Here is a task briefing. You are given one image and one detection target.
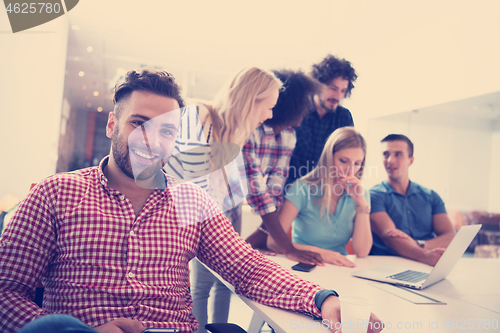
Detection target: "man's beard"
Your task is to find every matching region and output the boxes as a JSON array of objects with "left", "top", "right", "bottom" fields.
[
  {"left": 319, "top": 97, "right": 339, "bottom": 113},
  {"left": 111, "top": 126, "right": 165, "bottom": 182}
]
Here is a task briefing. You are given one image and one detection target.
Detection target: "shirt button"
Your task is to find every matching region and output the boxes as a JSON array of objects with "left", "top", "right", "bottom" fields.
[
  {"left": 120, "top": 195, "right": 125, "bottom": 200},
  {"left": 130, "top": 230, "right": 135, "bottom": 236},
  {"left": 407, "top": 210, "right": 411, "bottom": 214},
  {"left": 128, "top": 271, "right": 135, "bottom": 278}
]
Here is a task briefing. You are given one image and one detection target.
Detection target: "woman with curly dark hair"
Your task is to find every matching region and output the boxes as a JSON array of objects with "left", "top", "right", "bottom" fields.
[{"left": 243, "top": 69, "right": 323, "bottom": 260}]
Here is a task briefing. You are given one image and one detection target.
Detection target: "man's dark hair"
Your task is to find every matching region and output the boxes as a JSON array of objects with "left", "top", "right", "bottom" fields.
[
  {"left": 310, "top": 54, "right": 357, "bottom": 98},
  {"left": 264, "top": 69, "right": 318, "bottom": 128},
  {"left": 113, "top": 68, "right": 185, "bottom": 118},
  {"left": 381, "top": 134, "right": 414, "bottom": 157}
]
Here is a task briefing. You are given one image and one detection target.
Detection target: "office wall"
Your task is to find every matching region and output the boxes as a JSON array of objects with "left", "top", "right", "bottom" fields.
[
  {"left": 346, "top": 1, "right": 500, "bottom": 214},
  {"left": 0, "top": 16, "right": 69, "bottom": 199},
  {"left": 344, "top": 1, "right": 500, "bottom": 133},
  {"left": 489, "top": 130, "right": 500, "bottom": 213},
  {"left": 1, "top": 1, "right": 498, "bottom": 202}
]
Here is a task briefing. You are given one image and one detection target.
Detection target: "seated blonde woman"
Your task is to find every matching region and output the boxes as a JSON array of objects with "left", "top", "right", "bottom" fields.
[{"left": 267, "top": 127, "right": 372, "bottom": 267}]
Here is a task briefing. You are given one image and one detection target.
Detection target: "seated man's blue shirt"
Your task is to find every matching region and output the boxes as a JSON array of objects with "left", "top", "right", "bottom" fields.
[
  {"left": 285, "top": 180, "right": 370, "bottom": 255},
  {"left": 369, "top": 181, "right": 447, "bottom": 256}
]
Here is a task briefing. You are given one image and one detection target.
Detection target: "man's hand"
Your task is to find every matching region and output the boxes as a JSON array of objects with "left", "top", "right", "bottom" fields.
[
  {"left": 94, "top": 318, "right": 144, "bottom": 333},
  {"left": 422, "top": 248, "right": 446, "bottom": 266},
  {"left": 320, "top": 296, "right": 341, "bottom": 332},
  {"left": 321, "top": 297, "right": 385, "bottom": 333},
  {"left": 285, "top": 247, "right": 324, "bottom": 266}
]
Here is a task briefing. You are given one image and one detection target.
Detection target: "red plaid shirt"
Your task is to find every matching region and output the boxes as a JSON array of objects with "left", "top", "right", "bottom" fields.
[
  {"left": 0, "top": 157, "right": 322, "bottom": 333},
  {"left": 243, "top": 124, "right": 296, "bottom": 216}
]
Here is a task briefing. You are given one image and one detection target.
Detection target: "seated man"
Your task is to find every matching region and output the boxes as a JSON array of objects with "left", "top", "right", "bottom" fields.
[
  {"left": 0, "top": 69, "right": 379, "bottom": 333},
  {"left": 369, "top": 134, "right": 455, "bottom": 266}
]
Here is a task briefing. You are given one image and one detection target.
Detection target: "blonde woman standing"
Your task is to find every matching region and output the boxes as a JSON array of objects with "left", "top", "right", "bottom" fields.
[{"left": 166, "top": 67, "right": 280, "bottom": 206}]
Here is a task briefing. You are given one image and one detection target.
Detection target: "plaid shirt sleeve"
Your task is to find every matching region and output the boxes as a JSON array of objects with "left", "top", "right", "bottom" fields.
[
  {"left": 242, "top": 128, "right": 296, "bottom": 216},
  {"left": 196, "top": 201, "right": 322, "bottom": 318},
  {"left": 0, "top": 180, "right": 57, "bottom": 332}
]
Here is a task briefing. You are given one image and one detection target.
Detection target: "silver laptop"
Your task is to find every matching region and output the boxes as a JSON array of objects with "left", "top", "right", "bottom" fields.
[{"left": 352, "top": 224, "right": 481, "bottom": 290}]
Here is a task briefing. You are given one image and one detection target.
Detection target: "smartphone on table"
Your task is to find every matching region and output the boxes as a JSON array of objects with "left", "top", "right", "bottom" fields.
[{"left": 291, "top": 262, "right": 316, "bottom": 272}]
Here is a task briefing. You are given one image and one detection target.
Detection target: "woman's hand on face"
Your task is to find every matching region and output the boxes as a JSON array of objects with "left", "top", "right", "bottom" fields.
[
  {"left": 322, "top": 251, "right": 356, "bottom": 267},
  {"left": 337, "top": 176, "right": 366, "bottom": 206}
]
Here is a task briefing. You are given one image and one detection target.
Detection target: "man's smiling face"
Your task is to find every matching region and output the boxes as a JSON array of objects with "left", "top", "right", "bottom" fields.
[{"left": 107, "top": 90, "right": 180, "bottom": 182}]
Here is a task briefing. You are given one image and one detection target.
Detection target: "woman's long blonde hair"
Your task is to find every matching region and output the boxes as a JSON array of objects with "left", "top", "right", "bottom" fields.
[
  {"left": 203, "top": 67, "right": 282, "bottom": 147},
  {"left": 301, "top": 127, "right": 366, "bottom": 219}
]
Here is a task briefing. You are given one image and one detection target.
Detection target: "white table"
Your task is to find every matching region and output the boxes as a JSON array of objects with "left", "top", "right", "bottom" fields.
[{"left": 212, "top": 255, "right": 500, "bottom": 333}]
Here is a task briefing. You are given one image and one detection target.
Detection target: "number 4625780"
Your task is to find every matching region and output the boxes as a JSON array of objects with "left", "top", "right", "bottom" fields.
[{"left": 5, "top": 2, "right": 62, "bottom": 14}]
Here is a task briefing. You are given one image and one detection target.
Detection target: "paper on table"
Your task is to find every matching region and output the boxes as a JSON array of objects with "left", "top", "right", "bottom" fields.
[{"left": 369, "top": 282, "right": 446, "bottom": 305}]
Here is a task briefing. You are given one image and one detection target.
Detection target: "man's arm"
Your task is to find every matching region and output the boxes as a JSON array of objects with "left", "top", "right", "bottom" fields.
[
  {"left": 198, "top": 211, "right": 325, "bottom": 319},
  {"left": 424, "top": 213, "right": 455, "bottom": 249},
  {"left": 422, "top": 190, "right": 455, "bottom": 249},
  {"left": 0, "top": 182, "right": 55, "bottom": 332},
  {"left": 199, "top": 195, "right": 381, "bottom": 332},
  {"left": 370, "top": 212, "right": 443, "bottom": 266}
]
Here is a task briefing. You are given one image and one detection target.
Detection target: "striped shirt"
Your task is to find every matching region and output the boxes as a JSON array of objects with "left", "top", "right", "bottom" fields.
[
  {"left": 0, "top": 157, "right": 323, "bottom": 333},
  {"left": 163, "top": 105, "right": 247, "bottom": 220},
  {"left": 164, "top": 104, "right": 211, "bottom": 191}
]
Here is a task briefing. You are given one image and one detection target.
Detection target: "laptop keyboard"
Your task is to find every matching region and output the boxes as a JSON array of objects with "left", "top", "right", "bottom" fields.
[{"left": 387, "top": 270, "right": 429, "bottom": 283}]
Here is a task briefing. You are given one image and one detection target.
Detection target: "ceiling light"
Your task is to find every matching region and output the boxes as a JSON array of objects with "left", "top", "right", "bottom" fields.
[
  {"left": 93, "top": 91, "right": 99, "bottom": 96},
  {"left": 87, "top": 46, "right": 93, "bottom": 53},
  {"left": 87, "top": 102, "right": 92, "bottom": 108},
  {"left": 78, "top": 71, "right": 85, "bottom": 77},
  {"left": 71, "top": 25, "right": 80, "bottom": 30},
  {"left": 97, "top": 107, "right": 103, "bottom": 112}
]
